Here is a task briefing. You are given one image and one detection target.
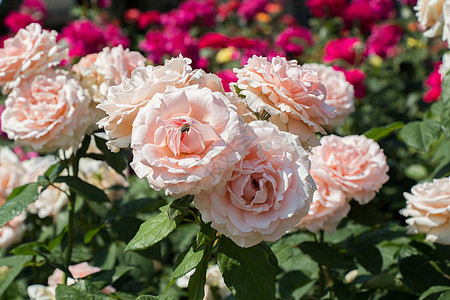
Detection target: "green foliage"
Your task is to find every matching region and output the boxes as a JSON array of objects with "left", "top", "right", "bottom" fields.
[{"left": 0, "top": 183, "right": 39, "bottom": 227}]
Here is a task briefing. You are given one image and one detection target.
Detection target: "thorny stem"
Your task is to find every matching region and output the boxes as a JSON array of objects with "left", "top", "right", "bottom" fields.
[{"left": 317, "top": 230, "right": 332, "bottom": 298}]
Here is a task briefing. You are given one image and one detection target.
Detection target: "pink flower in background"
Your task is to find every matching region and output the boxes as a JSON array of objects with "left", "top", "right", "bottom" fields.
[
  {"left": 21, "top": 0, "right": 47, "bottom": 16},
  {"left": 304, "top": 63, "right": 355, "bottom": 129},
  {"left": 1, "top": 71, "right": 93, "bottom": 152},
  {"left": 275, "top": 25, "right": 313, "bottom": 56},
  {"left": 199, "top": 33, "right": 230, "bottom": 49},
  {"left": 4, "top": 11, "right": 39, "bottom": 33},
  {"left": 344, "top": 0, "right": 395, "bottom": 32},
  {"left": 234, "top": 56, "right": 335, "bottom": 147},
  {"left": 195, "top": 121, "right": 315, "bottom": 247},
  {"left": 365, "top": 24, "right": 402, "bottom": 58},
  {"left": 130, "top": 87, "right": 251, "bottom": 197},
  {"left": 124, "top": 8, "right": 141, "bottom": 23},
  {"left": 310, "top": 135, "right": 389, "bottom": 204},
  {"left": 161, "top": 0, "right": 216, "bottom": 30},
  {"left": 237, "top": 0, "right": 269, "bottom": 21},
  {"left": 218, "top": 0, "right": 240, "bottom": 21},
  {"left": 423, "top": 63, "right": 442, "bottom": 103},
  {"left": 0, "top": 23, "right": 68, "bottom": 93},
  {"left": 297, "top": 176, "right": 350, "bottom": 234},
  {"left": 59, "top": 20, "right": 129, "bottom": 59},
  {"left": 306, "top": 0, "right": 348, "bottom": 18},
  {"left": 217, "top": 69, "right": 237, "bottom": 92},
  {"left": 139, "top": 30, "right": 168, "bottom": 64},
  {"left": 400, "top": 177, "right": 450, "bottom": 245},
  {"left": 97, "top": 0, "right": 112, "bottom": 8},
  {"left": 333, "top": 66, "right": 366, "bottom": 98},
  {"left": 137, "top": 11, "right": 160, "bottom": 29},
  {"left": 324, "top": 37, "right": 362, "bottom": 65},
  {"left": 13, "top": 146, "right": 39, "bottom": 161}
]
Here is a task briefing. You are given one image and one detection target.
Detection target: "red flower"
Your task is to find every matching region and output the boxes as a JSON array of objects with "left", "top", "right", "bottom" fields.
[
  {"left": 365, "top": 24, "right": 402, "bottom": 58},
  {"left": 324, "top": 37, "right": 362, "bottom": 65}
]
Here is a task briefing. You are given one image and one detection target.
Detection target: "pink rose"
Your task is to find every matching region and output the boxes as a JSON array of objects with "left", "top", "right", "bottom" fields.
[
  {"left": 423, "top": 62, "right": 442, "bottom": 103},
  {"left": 344, "top": 0, "right": 395, "bottom": 32},
  {"left": 199, "top": 33, "right": 230, "bottom": 49},
  {"left": 4, "top": 11, "right": 39, "bottom": 33},
  {"left": 22, "top": 155, "right": 68, "bottom": 219},
  {"left": 216, "top": 69, "right": 237, "bottom": 92},
  {"left": 97, "top": 56, "right": 224, "bottom": 152},
  {"left": 1, "top": 71, "right": 93, "bottom": 152},
  {"left": 130, "top": 87, "right": 250, "bottom": 197},
  {"left": 0, "top": 147, "right": 26, "bottom": 249},
  {"left": 310, "top": 135, "right": 389, "bottom": 204},
  {"left": 304, "top": 63, "right": 355, "bottom": 129},
  {"left": 234, "top": 56, "right": 335, "bottom": 147},
  {"left": 365, "top": 24, "right": 402, "bottom": 58},
  {"left": 0, "top": 23, "right": 68, "bottom": 93},
  {"left": 297, "top": 176, "right": 350, "bottom": 234},
  {"left": 72, "top": 45, "right": 147, "bottom": 103},
  {"left": 400, "top": 177, "right": 450, "bottom": 245},
  {"left": 195, "top": 121, "right": 315, "bottom": 247},
  {"left": 323, "top": 37, "right": 362, "bottom": 65},
  {"left": 137, "top": 11, "right": 161, "bottom": 29},
  {"left": 415, "top": 0, "right": 446, "bottom": 38}
]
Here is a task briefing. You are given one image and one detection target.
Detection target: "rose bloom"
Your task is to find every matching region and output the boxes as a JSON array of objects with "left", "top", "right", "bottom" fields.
[
  {"left": 130, "top": 86, "right": 250, "bottom": 197},
  {"left": 97, "top": 55, "right": 224, "bottom": 152},
  {"left": 415, "top": 0, "right": 446, "bottom": 38},
  {"left": 216, "top": 69, "right": 237, "bottom": 92},
  {"left": 137, "top": 10, "right": 161, "bottom": 29},
  {"left": 21, "top": 155, "right": 69, "bottom": 219},
  {"left": 304, "top": 63, "right": 355, "bottom": 129},
  {"left": 234, "top": 56, "right": 335, "bottom": 147},
  {"left": 400, "top": 177, "right": 450, "bottom": 245},
  {"left": 0, "top": 23, "right": 68, "bottom": 93},
  {"left": 4, "top": 11, "right": 40, "bottom": 33},
  {"left": 0, "top": 147, "right": 26, "bottom": 249},
  {"left": 310, "top": 135, "right": 389, "bottom": 204},
  {"left": 28, "top": 262, "right": 116, "bottom": 299},
  {"left": 297, "top": 176, "right": 350, "bottom": 234},
  {"left": 195, "top": 121, "right": 315, "bottom": 248},
  {"left": 1, "top": 70, "right": 93, "bottom": 152},
  {"left": 306, "top": 0, "right": 348, "bottom": 17},
  {"left": 72, "top": 45, "right": 147, "bottom": 103},
  {"left": 344, "top": 0, "right": 395, "bottom": 32},
  {"left": 323, "top": 37, "right": 362, "bottom": 65},
  {"left": 365, "top": 24, "right": 402, "bottom": 58},
  {"left": 199, "top": 32, "right": 230, "bottom": 49}
]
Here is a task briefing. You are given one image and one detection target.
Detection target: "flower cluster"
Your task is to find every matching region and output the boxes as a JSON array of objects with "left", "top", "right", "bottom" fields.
[{"left": 298, "top": 135, "right": 389, "bottom": 234}]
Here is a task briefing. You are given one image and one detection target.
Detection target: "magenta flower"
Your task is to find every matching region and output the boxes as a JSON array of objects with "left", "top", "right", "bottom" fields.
[
  {"left": 139, "top": 30, "right": 168, "bottom": 64},
  {"left": 306, "top": 0, "right": 348, "bottom": 18},
  {"left": 216, "top": 69, "right": 237, "bottom": 92},
  {"left": 199, "top": 33, "right": 230, "bottom": 49},
  {"left": 21, "top": 0, "right": 47, "bottom": 15},
  {"left": 237, "top": 0, "right": 269, "bottom": 21},
  {"left": 324, "top": 37, "right": 362, "bottom": 65},
  {"left": 423, "top": 63, "right": 442, "bottom": 103},
  {"left": 138, "top": 11, "right": 160, "bottom": 29},
  {"left": 4, "top": 11, "right": 39, "bottom": 33},
  {"left": 344, "top": 0, "right": 395, "bottom": 32},
  {"left": 333, "top": 66, "right": 366, "bottom": 98},
  {"left": 161, "top": 0, "right": 216, "bottom": 30},
  {"left": 59, "top": 20, "right": 129, "bottom": 59},
  {"left": 97, "top": 0, "right": 112, "bottom": 8},
  {"left": 275, "top": 25, "right": 313, "bottom": 56},
  {"left": 365, "top": 24, "right": 402, "bottom": 58}
]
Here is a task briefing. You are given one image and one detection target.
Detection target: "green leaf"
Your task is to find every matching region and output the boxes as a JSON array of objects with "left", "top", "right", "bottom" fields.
[
  {"left": 218, "top": 237, "right": 277, "bottom": 300},
  {"left": 55, "top": 285, "right": 85, "bottom": 300},
  {"left": 84, "top": 225, "right": 104, "bottom": 244},
  {"left": 420, "top": 286, "right": 450, "bottom": 300},
  {"left": 363, "top": 122, "right": 404, "bottom": 142},
  {"left": 187, "top": 245, "right": 212, "bottom": 300},
  {"left": 0, "top": 255, "right": 33, "bottom": 295},
  {"left": 399, "top": 255, "right": 450, "bottom": 292},
  {"left": 168, "top": 195, "right": 194, "bottom": 221},
  {"left": 55, "top": 176, "right": 109, "bottom": 203},
  {"left": 171, "top": 243, "right": 205, "bottom": 281},
  {"left": 298, "top": 242, "right": 347, "bottom": 268},
  {"left": 438, "top": 291, "right": 450, "bottom": 300},
  {"left": 196, "top": 223, "right": 217, "bottom": 247},
  {"left": 278, "top": 271, "right": 312, "bottom": 299},
  {"left": 441, "top": 72, "right": 450, "bottom": 105},
  {"left": 362, "top": 272, "right": 411, "bottom": 292},
  {"left": 0, "top": 182, "right": 39, "bottom": 227},
  {"left": 125, "top": 203, "right": 182, "bottom": 252},
  {"left": 399, "top": 120, "right": 441, "bottom": 151},
  {"left": 352, "top": 245, "right": 383, "bottom": 274},
  {"left": 37, "top": 162, "right": 65, "bottom": 186},
  {"left": 94, "top": 135, "right": 128, "bottom": 175},
  {"left": 348, "top": 202, "right": 384, "bottom": 226}
]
